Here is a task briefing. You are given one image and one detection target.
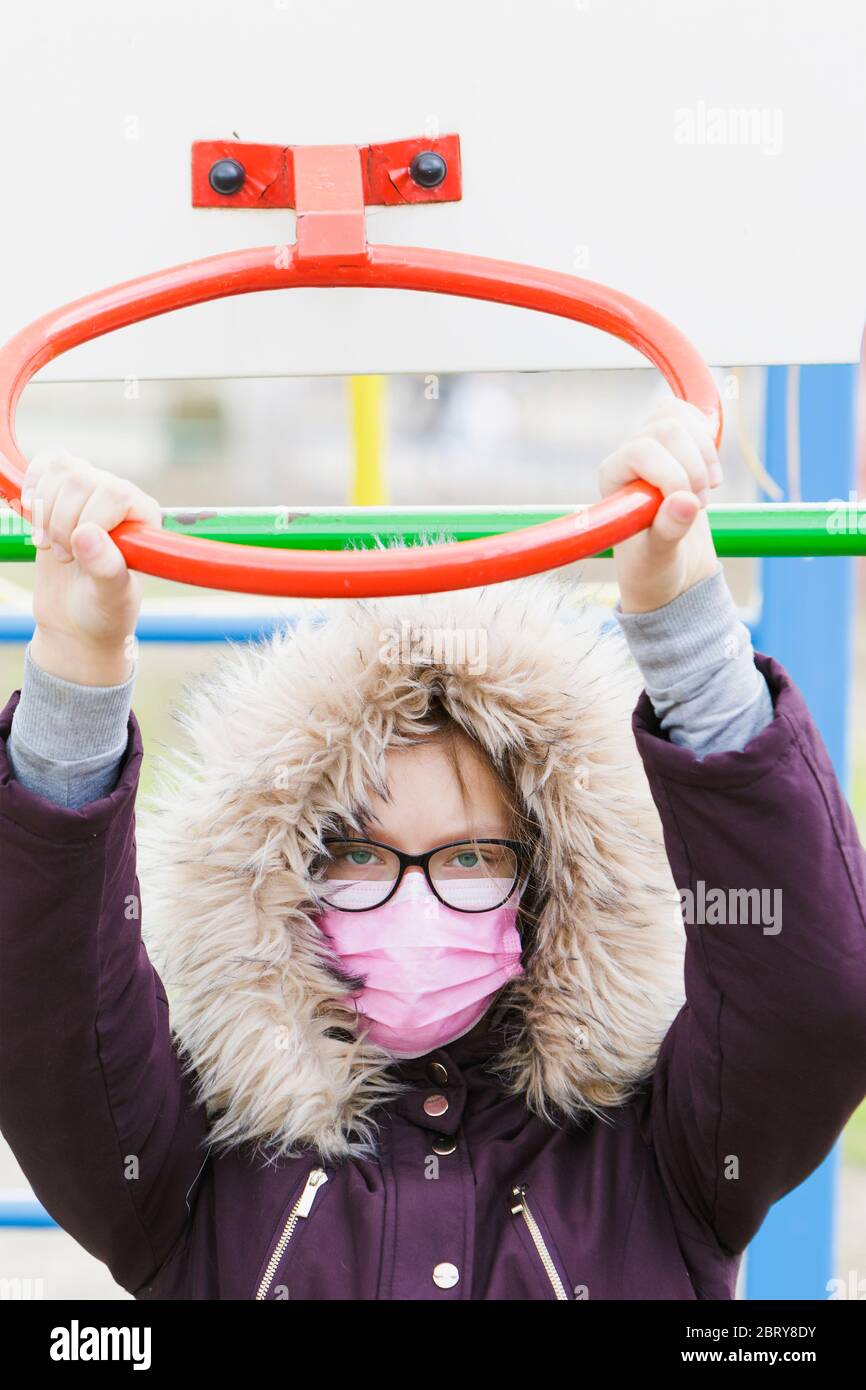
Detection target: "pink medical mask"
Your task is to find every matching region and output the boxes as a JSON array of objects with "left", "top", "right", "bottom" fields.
[{"left": 319, "top": 871, "right": 524, "bottom": 1058}]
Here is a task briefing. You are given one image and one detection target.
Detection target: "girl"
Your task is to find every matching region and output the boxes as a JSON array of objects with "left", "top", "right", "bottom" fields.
[{"left": 1, "top": 400, "right": 865, "bottom": 1301}]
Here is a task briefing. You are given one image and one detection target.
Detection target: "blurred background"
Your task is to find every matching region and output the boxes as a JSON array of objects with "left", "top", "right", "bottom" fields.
[{"left": 0, "top": 364, "right": 863, "bottom": 1297}]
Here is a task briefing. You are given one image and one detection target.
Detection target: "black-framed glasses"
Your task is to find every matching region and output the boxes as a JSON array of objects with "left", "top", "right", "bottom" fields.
[{"left": 312, "top": 837, "right": 529, "bottom": 913}]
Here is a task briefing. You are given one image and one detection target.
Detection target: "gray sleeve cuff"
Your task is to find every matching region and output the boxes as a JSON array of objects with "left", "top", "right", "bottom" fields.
[
  {"left": 614, "top": 568, "right": 774, "bottom": 759},
  {"left": 8, "top": 644, "right": 137, "bottom": 808}
]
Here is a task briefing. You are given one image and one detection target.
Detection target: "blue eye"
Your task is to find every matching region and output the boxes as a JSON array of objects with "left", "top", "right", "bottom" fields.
[
  {"left": 455, "top": 851, "right": 479, "bottom": 868},
  {"left": 347, "top": 850, "right": 374, "bottom": 866}
]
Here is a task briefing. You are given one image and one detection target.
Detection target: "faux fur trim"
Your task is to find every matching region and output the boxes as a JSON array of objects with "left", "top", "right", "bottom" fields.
[{"left": 139, "top": 574, "right": 684, "bottom": 1159}]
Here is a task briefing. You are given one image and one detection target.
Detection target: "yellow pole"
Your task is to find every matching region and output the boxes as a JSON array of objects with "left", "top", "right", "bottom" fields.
[{"left": 348, "top": 375, "right": 388, "bottom": 505}]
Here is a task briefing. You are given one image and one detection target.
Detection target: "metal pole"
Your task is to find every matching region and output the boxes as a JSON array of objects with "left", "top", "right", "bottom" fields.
[
  {"left": 746, "top": 363, "right": 857, "bottom": 1299},
  {"left": 348, "top": 375, "right": 389, "bottom": 505},
  {"left": 1, "top": 502, "right": 865, "bottom": 561}
]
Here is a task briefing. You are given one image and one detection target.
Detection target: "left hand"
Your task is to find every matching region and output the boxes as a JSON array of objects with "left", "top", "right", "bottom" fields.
[{"left": 599, "top": 398, "right": 723, "bottom": 614}]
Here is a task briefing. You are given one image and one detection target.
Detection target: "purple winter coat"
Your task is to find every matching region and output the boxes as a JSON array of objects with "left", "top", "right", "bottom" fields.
[{"left": 1, "top": 653, "right": 866, "bottom": 1301}]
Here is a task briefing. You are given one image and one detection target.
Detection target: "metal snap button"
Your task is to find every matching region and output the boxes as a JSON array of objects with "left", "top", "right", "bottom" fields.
[
  {"left": 423, "top": 1093, "right": 449, "bottom": 1117},
  {"left": 432, "top": 1134, "right": 457, "bottom": 1156},
  {"left": 427, "top": 1060, "right": 449, "bottom": 1086},
  {"left": 432, "top": 1262, "right": 459, "bottom": 1289}
]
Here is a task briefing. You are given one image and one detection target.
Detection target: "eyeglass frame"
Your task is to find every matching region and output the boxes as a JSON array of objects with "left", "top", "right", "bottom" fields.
[{"left": 314, "top": 836, "right": 531, "bottom": 914}]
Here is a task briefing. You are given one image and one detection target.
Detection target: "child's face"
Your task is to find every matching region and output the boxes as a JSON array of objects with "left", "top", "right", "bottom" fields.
[
  {"left": 323, "top": 731, "right": 524, "bottom": 1054},
  {"left": 363, "top": 732, "right": 511, "bottom": 860}
]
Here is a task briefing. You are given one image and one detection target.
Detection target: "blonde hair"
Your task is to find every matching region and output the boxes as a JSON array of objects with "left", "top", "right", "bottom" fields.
[{"left": 410, "top": 698, "right": 546, "bottom": 958}]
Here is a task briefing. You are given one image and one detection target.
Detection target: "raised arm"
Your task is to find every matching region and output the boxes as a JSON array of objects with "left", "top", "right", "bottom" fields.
[
  {"left": 0, "top": 451, "right": 209, "bottom": 1292},
  {"left": 603, "top": 404, "right": 866, "bottom": 1260},
  {"left": 632, "top": 657, "right": 866, "bottom": 1255}
]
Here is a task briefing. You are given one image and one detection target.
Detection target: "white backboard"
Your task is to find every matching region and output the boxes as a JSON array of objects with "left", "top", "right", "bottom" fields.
[{"left": 1, "top": 0, "right": 864, "bottom": 380}]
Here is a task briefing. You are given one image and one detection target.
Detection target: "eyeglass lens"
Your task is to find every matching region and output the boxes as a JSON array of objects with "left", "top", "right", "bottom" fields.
[{"left": 315, "top": 840, "right": 519, "bottom": 912}]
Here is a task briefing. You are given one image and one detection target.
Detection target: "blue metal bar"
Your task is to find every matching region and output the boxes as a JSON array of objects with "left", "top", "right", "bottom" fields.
[
  {"left": 0, "top": 614, "right": 299, "bottom": 643},
  {"left": 0, "top": 1193, "right": 56, "bottom": 1228},
  {"left": 747, "top": 363, "right": 857, "bottom": 1299}
]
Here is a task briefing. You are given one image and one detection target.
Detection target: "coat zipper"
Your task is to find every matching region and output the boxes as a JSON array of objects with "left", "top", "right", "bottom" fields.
[
  {"left": 510, "top": 1184, "right": 569, "bottom": 1301},
  {"left": 255, "top": 1167, "right": 329, "bottom": 1300}
]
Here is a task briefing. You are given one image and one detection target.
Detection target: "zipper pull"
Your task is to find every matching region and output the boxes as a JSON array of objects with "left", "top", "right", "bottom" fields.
[
  {"left": 510, "top": 1183, "right": 527, "bottom": 1216},
  {"left": 296, "top": 1167, "right": 328, "bottom": 1218}
]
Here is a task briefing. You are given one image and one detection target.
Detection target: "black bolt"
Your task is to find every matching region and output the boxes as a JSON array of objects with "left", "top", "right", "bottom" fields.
[
  {"left": 208, "top": 158, "right": 246, "bottom": 196},
  {"left": 409, "top": 150, "right": 447, "bottom": 189}
]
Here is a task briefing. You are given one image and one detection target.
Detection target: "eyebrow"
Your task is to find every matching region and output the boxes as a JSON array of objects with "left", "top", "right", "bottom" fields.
[{"left": 345, "top": 828, "right": 513, "bottom": 850}]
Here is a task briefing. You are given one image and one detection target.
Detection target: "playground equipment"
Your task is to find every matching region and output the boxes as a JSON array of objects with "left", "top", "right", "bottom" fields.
[
  {"left": 0, "top": 165, "right": 725, "bottom": 596},
  {"left": 0, "top": 135, "right": 863, "bottom": 592},
  {"left": 0, "top": 0, "right": 864, "bottom": 1299}
]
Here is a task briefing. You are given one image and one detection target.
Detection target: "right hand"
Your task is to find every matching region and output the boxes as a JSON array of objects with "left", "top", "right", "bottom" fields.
[
  {"left": 598, "top": 399, "right": 722, "bottom": 615},
  {"left": 19, "top": 447, "right": 162, "bottom": 685}
]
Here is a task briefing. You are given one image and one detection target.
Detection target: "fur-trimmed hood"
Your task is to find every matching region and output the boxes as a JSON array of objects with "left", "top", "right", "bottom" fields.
[{"left": 139, "top": 575, "right": 684, "bottom": 1160}]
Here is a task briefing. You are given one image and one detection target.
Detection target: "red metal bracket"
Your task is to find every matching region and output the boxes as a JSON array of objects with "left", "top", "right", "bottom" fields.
[{"left": 191, "top": 133, "right": 462, "bottom": 264}]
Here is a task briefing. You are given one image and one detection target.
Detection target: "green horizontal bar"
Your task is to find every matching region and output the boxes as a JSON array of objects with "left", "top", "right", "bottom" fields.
[{"left": 1, "top": 503, "right": 865, "bottom": 559}]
